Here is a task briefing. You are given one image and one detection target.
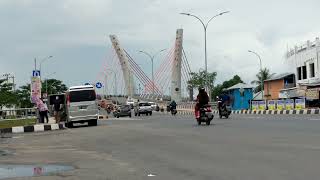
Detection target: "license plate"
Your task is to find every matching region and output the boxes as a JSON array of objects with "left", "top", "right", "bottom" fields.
[{"left": 79, "top": 106, "right": 87, "bottom": 110}]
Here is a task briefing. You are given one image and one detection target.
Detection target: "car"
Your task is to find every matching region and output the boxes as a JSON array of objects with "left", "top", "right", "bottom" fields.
[
  {"left": 134, "top": 102, "right": 152, "bottom": 116},
  {"left": 114, "top": 105, "right": 132, "bottom": 118},
  {"left": 65, "top": 85, "right": 99, "bottom": 127},
  {"left": 149, "top": 102, "right": 157, "bottom": 111}
]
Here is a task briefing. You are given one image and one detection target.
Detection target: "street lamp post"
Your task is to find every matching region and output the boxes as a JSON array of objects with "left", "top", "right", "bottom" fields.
[
  {"left": 248, "top": 50, "right": 264, "bottom": 99},
  {"left": 45, "top": 72, "right": 56, "bottom": 96},
  {"left": 39, "top": 55, "right": 53, "bottom": 82},
  {"left": 139, "top": 49, "right": 166, "bottom": 97},
  {"left": 180, "top": 11, "right": 230, "bottom": 97}
]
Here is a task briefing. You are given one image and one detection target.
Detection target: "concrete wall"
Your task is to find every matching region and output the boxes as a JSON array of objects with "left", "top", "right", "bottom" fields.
[{"left": 264, "top": 79, "right": 284, "bottom": 100}]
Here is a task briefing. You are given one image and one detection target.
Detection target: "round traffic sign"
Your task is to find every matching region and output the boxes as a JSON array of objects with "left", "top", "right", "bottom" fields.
[{"left": 96, "top": 82, "right": 103, "bottom": 89}]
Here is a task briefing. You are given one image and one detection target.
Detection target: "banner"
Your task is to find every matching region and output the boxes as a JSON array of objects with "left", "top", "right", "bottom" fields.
[
  {"left": 295, "top": 98, "right": 306, "bottom": 110},
  {"left": 31, "top": 76, "right": 41, "bottom": 103},
  {"left": 258, "top": 101, "right": 266, "bottom": 110},
  {"left": 251, "top": 101, "right": 259, "bottom": 110},
  {"left": 268, "top": 100, "right": 276, "bottom": 110},
  {"left": 277, "top": 100, "right": 285, "bottom": 110},
  {"left": 285, "top": 99, "right": 294, "bottom": 110}
]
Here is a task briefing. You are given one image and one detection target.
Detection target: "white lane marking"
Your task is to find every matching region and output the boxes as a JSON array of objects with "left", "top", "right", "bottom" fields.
[
  {"left": 147, "top": 174, "right": 156, "bottom": 177},
  {"left": 309, "top": 119, "right": 320, "bottom": 121}
]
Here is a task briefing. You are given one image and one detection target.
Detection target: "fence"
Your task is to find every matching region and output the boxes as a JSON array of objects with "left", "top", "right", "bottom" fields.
[{"left": 0, "top": 108, "right": 37, "bottom": 120}]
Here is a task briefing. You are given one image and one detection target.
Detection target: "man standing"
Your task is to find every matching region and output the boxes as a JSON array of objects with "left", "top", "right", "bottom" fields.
[{"left": 53, "top": 96, "right": 61, "bottom": 123}]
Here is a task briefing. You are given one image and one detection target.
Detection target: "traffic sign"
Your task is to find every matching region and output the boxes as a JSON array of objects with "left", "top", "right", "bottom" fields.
[
  {"left": 96, "top": 82, "right": 103, "bottom": 89},
  {"left": 32, "top": 70, "right": 41, "bottom": 77}
]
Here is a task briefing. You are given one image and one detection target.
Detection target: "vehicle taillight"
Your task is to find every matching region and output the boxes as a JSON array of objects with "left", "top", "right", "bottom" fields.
[
  {"left": 66, "top": 94, "right": 70, "bottom": 107},
  {"left": 207, "top": 106, "right": 212, "bottom": 112}
]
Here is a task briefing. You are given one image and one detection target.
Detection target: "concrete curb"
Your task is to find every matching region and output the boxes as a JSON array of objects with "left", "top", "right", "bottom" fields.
[
  {"left": 170, "top": 109, "right": 320, "bottom": 116},
  {"left": 0, "top": 123, "right": 65, "bottom": 134}
]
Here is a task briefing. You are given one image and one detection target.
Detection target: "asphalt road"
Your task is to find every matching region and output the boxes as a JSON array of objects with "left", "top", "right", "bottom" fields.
[{"left": 2, "top": 113, "right": 320, "bottom": 180}]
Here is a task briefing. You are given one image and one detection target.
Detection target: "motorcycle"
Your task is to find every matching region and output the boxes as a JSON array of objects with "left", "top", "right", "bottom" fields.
[
  {"left": 219, "top": 104, "right": 231, "bottom": 119},
  {"left": 170, "top": 106, "right": 177, "bottom": 116},
  {"left": 197, "top": 105, "right": 214, "bottom": 125}
]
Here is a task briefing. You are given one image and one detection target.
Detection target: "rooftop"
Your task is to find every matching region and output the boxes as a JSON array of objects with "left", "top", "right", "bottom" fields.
[
  {"left": 227, "top": 83, "right": 254, "bottom": 90},
  {"left": 264, "top": 72, "right": 295, "bottom": 82}
]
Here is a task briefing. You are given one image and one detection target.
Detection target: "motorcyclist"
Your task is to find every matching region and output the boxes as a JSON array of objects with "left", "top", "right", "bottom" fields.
[
  {"left": 195, "top": 87, "right": 209, "bottom": 119},
  {"left": 169, "top": 100, "right": 177, "bottom": 111},
  {"left": 219, "top": 92, "right": 230, "bottom": 115}
]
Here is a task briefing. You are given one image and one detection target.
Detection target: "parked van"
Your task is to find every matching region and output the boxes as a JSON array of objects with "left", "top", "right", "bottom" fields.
[{"left": 65, "top": 85, "right": 99, "bottom": 127}]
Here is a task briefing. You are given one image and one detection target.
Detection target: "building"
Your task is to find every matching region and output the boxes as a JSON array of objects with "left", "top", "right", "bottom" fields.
[
  {"left": 286, "top": 37, "right": 320, "bottom": 85},
  {"left": 225, "top": 83, "right": 254, "bottom": 110},
  {"left": 264, "top": 73, "right": 295, "bottom": 100},
  {"left": 285, "top": 37, "right": 320, "bottom": 106}
]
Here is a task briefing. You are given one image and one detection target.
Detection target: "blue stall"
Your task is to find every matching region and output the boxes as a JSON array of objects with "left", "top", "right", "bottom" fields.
[{"left": 226, "top": 83, "right": 254, "bottom": 110}]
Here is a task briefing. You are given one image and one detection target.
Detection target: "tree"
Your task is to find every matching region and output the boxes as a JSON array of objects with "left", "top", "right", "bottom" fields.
[
  {"left": 251, "top": 68, "right": 274, "bottom": 92},
  {"left": 42, "top": 79, "right": 67, "bottom": 95},
  {"left": 187, "top": 70, "right": 217, "bottom": 90},
  {"left": 15, "top": 84, "right": 33, "bottom": 108},
  {"left": 0, "top": 79, "right": 17, "bottom": 109},
  {"left": 212, "top": 75, "right": 244, "bottom": 99}
]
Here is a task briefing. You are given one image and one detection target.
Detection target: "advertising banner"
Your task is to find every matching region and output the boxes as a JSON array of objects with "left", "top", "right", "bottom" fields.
[
  {"left": 258, "top": 101, "right": 266, "bottom": 110},
  {"left": 268, "top": 100, "right": 276, "bottom": 110},
  {"left": 295, "top": 98, "right": 306, "bottom": 110},
  {"left": 251, "top": 101, "right": 259, "bottom": 110},
  {"left": 31, "top": 76, "right": 41, "bottom": 103},
  {"left": 285, "top": 99, "right": 294, "bottom": 110},
  {"left": 277, "top": 100, "right": 285, "bottom": 110}
]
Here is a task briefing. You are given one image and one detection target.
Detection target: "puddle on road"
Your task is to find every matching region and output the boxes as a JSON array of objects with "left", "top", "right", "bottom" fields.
[
  {"left": 0, "top": 150, "right": 10, "bottom": 156},
  {"left": 0, "top": 164, "right": 74, "bottom": 179}
]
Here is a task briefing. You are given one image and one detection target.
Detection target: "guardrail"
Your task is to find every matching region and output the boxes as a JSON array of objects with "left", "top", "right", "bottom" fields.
[{"left": 0, "top": 108, "right": 37, "bottom": 120}]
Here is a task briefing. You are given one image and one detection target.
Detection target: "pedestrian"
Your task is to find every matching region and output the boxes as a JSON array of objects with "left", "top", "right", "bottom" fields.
[
  {"left": 37, "top": 99, "right": 49, "bottom": 123},
  {"left": 53, "top": 96, "right": 62, "bottom": 123}
]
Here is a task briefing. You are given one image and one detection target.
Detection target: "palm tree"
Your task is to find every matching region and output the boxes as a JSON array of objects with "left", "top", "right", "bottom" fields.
[{"left": 251, "top": 68, "right": 275, "bottom": 92}]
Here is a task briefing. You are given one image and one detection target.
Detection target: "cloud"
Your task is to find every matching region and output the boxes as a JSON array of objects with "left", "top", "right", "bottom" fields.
[{"left": 0, "top": 0, "right": 319, "bottom": 94}]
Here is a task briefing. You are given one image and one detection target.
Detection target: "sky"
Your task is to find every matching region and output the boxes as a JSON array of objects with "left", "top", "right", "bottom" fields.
[{"left": 0, "top": 0, "right": 319, "bottom": 94}]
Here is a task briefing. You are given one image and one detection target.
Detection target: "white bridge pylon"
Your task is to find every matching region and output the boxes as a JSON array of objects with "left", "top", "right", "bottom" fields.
[{"left": 109, "top": 35, "right": 135, "bottom": 97}]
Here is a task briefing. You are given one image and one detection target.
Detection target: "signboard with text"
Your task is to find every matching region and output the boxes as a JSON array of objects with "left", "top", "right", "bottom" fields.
[
  {"left": 295, "top": 98, "right": 306, "bottom": 110},
  {"left": 285, "top": 99, "right": 294, "bottom": 110},
  {"left": 277, "top": 100, "right": 285, "bottom": 110},
  {"left": 258, "top": 101, "right": 266, "bottom": 110},
  {"left": 251, "top": 101, "right": 259, "bottom": 110},
  {"left": 268, "top": 100, "right": 276, "bottom": 110}
]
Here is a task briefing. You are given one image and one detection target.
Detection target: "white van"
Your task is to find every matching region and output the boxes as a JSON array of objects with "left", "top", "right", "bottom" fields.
[{"left": 65, "top": 85, "right": 99, "bottom": 127}]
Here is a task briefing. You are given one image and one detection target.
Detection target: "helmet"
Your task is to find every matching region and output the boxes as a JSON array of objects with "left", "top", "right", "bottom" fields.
[{"left": 198, "top": 87, "right": 205, "bottom": 93}]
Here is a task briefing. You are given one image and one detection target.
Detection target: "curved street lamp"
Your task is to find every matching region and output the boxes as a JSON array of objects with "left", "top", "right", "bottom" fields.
[
  {"left": 139, "top": 49, "right": 166, "bottom": 97},
  {"left": 248, "top": 50, "right": 263, "bottom": 99},
  {"left": 180, "top": 11, "right": 230, "bottom": 96}
]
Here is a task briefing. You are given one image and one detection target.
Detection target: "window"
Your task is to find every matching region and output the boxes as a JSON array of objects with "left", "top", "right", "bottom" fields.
[
  {"left": 297, "top": 67, "right": 302, "bottom": 80},
  {"left": 302, "top": 66, "right": 307, "bottom": 79},
  {"left": 70, "top": 90, "right": 96, "bottom": 102},
  {"left": 310, "top": 63, "right": 315, "bottom": 78}
]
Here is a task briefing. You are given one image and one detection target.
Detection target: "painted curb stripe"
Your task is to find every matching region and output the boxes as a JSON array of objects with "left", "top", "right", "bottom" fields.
[
  {"left": 24, "top": 126, "right": 34, "bottom": 132},
  {"left": 12, "top": 126, "right": 24, "bottom": 133},
  {"left": 44, "top": 125, "right": 52, "bottom": 131}
]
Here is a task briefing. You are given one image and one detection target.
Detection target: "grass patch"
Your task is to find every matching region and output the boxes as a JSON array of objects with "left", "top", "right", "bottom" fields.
[{"left": 0, "top": 119, "right": 36, "bottom": 129}]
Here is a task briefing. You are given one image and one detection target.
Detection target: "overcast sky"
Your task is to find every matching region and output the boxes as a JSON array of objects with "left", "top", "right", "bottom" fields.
[{"left": 0, "top": 0, "right": 319, "bottom": 93}]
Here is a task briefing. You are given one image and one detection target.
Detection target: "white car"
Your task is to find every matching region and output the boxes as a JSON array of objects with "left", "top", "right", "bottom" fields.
[
  {"left": 65, "top": 85, "right": 99, "bottom": 127},
  {"left": 149, "top": 102, "right": 157, "bottom": 110}
]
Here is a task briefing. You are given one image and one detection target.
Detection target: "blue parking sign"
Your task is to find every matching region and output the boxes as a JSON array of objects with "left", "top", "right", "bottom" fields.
[
  {"left": 96, "top": 82, "right": 103, "bottom": 89},
  {"left": 32, "top": 70, "right": 41, "bottom": 77}
]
